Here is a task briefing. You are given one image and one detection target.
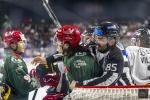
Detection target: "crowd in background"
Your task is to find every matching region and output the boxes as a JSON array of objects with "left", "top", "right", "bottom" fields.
[{"left": 0, "top": 14, "right": 149, "bottom": 58}]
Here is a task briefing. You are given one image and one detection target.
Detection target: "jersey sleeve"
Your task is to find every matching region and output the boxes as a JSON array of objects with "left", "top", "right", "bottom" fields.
[{"left": 46, "top": 53, "right": 64, "bottom": 73}]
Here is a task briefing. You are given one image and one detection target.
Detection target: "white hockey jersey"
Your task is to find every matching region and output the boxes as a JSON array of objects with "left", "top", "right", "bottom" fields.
[{"left": 126, "top": 46, "right": 150, "bottom": 85}]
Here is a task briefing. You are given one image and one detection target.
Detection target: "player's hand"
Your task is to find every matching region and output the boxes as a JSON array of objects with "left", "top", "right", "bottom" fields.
[
  {"left": 69, "top": 80, "right": 77, "bottom": 90},
  {"left": 29, "top": 69, "right": 38, "bottom": 78},
  {"left": 31, "top": 54, "right": 47, "bottom": 65}
]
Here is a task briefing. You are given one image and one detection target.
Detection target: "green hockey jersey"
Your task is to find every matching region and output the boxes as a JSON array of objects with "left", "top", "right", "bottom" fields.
[
  {"left": 64, "top": 51, "right": 102, "bottom": 84},
  {"left": 2, "top": 52, "right": 39, "bottom": 100}
]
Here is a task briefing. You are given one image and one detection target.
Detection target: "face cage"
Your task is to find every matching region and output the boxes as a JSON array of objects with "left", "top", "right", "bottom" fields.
[
  {"left": 131, "top": 37, "right": 150, "bottom": 47},
  {"left": 140, "top": 37, "right": 150, "bottom": 47},
  {"left": 81, "top": 34, "right": 94, "bottom": 46}
]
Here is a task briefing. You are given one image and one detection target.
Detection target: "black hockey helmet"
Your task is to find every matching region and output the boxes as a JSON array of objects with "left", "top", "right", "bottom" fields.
[
  {"left": 82, "top": 27, "right": 95, "bottom": 36},
  {"left": 132, "top": 27, "right": 150, "bottom": 47},
  {"left": 94, "top": 21, "right": 120, "bottom": 38}
]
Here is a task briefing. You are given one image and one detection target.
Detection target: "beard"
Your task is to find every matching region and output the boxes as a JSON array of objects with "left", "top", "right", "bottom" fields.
[
  {"left": 97, "top": 43, "right": 111, "bottom": 53},
  {"left": 63, "top": 47, "right": 73, "bottom": 57},
  {"left": 63, "top": 48, "right": 68, "bottom": 56}
]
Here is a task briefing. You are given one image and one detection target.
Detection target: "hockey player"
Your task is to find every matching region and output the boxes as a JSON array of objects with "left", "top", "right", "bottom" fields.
[
  {"left": 30, "top": 25, "right": 102, "bottom": 99},
  {"left": 2, "top": 30, "right": 39, "bottom": 100},
  {"left": 81, "top": 27, "right": 95, "bottom": 47},
  {"left": 55, "top": 24, "right": 102, "bottom": 89},
  {"left": 79, "top": 21, "right": 125, "bottom": 86},
  {"left": 79, "top": 22, "right": 133, "bottom": 86},
  {"left": 126, "top": 27, "right": 150, "bottom": 85},
  {"left": 30, "top": 38, "right": 68, "bottom": 100},
  {"left": 81, "top": 27, "right": 97, "bottom": 59}
]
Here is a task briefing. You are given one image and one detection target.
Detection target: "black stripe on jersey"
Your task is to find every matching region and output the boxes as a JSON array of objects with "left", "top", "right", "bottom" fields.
[
  {"left": 121, "top": 73, "right": 132, "bottom": 85},
  {"left": 86, "top": 71, "right": 113, "bottom": 86},
  {"left": 117, "top": 80, "right": 123, "bottom": 86}
]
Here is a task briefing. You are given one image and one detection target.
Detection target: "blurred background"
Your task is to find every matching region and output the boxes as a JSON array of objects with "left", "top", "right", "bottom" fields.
[{"left": 0, "top": 0, "right": 150, "bottom": 59}]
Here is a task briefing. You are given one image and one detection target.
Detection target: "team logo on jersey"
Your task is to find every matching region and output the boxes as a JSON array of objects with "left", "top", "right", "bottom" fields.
[
  {"left": 75, "top": 52, "right": 87, "bottom": 56},
  {"left": 73, "top": 60, "right": 87, "bottom": 68},
  {"left": 64, "top": 28, "right": 74, "bottom": 34}
]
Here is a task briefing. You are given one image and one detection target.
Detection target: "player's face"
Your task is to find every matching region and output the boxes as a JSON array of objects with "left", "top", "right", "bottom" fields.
[
  {"left": 62, "top": 42, "right": 70, "bottom": 56},
  {"left": 17, "top": 40, "right": 25, "bottom": 53},
  {"left": 95, "top": 35, "right": 108, "bottom": 51},
  {"left": 95, "top": 36, "right": 116, "bottom": 52},
  {"left": 56, "top": 39, "right": 63, "bottom": 53}
]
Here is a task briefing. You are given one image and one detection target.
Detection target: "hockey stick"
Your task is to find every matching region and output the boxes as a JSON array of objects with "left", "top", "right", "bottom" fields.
[
  {"left": 42, "top": 1, "right": 72, "bottom": 99},
  {"left": 32, "top": 89, "right": 38, "bottom": 100},
  {"left": 42, "top": 0, "right": 61, "bottom": 28}
]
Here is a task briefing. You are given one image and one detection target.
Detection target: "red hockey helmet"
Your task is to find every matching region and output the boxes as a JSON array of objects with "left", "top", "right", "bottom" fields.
[
  {"left": 56, "top": 25, "right": 81, "bottom": 47},
  {"left": 3, "top": 30, "right": 26, "bottom": 47}
]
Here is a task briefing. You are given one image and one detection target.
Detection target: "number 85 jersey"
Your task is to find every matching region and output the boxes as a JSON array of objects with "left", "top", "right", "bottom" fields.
[
  {"left": 82, "top": 46, "right": 124, "bottom": 86},
  {"left": 126, "top": 46, "right": 150, "bottom": 85}
]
